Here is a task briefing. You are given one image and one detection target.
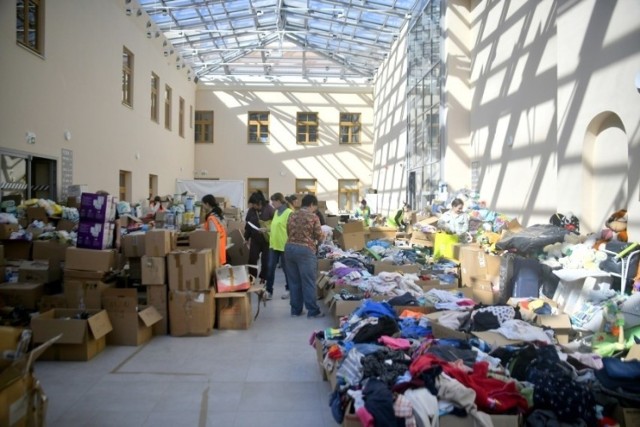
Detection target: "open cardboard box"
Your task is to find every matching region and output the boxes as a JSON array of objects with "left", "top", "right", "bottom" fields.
[
  {"left": 102, "top": 288, "right": 163, "bottom": 346},
  {"left": 30, "top": 309, "right": 112, "bottom": 361},
  {"left": 0, "top": 327, "right": 60, "bottom": 427}
]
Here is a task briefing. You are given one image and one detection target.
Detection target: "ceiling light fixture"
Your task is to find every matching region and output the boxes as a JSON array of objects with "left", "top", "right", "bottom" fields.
[
  {"left": 136, "top": 9, "right": 142, "bottom": 17},
  {"left": 125, "top": 7, "right": 133, "bottom": 16},
  {"left": 256, "top": 10, "right": 264, "bottom": 16},
  {"left": 154, "top": 31, "right": 160, "bottom": 38},
  {"left": 146, "top": 31, "right": 152, "bottom": 38},
  {"left": 146, "top": 20, "right": 152, "bottom": 28}
]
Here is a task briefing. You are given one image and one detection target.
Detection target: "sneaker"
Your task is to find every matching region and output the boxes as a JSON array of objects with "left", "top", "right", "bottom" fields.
[
  {"left": 307, "top": 312, "right": 325, "bottom": 319},
  {"left": 264, "top": 291, "right": 273, "bottom": 301},
  {"left": 281, "top": 291, "right": 290, "bottom": 300},
  {"left": 291, "top": 312, "right": 303, "bottom": 317}
]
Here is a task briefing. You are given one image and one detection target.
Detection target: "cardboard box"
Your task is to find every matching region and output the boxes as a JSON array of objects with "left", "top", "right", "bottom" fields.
[
  {"left": 470, "top": 274, "right": 500, "bottom": 305},
  {"left": 1, "top": 240, "right": 31, "bottom": 261},
  {"left": 31, "top": 309, "right": 113, "bottom": 361},
  {"left": 615, "top": 406, "right": 640, "bottom": 427},
  {"left": 627, "top": 344, "right": 640, "bottom": 361},
  {"left": 78, "top": 193, "right": 116, "bottom": 222},
  {"left": 0, "top": 224, "right": 19, "bottom": 240},
  {"left": 121, "top": 233, "right": 146, "bottom": 258},
  {"left": 336, "top": 221, "right": 366, "bottom": 251},
  {"left": 317, "top": 259, "right": 332, "bottom": 278},
  {"left": 0, "top": 282, "right": 44, "bottom": 309},
  {"left": 145, "top": 284, "right": 168, "bottom": 311},
  {"left": 536, "top": 314, "right": 572, "bottom": 344},
  {"left": 145, "top": 229, "right": 173, "bottom": 257},
  {"left": 168, "top": 290, "right": 215, "bottom": 336},
  {"left": 167, "top": 249, "right": 213, "bottom": 291},
  {"left": 32, "top": 240, "right": 69, "bottom": 264},
  {"left": 459, "top": 245, "right": 501, "bottom": 288},
  {"left": 226, "top": 232, "right": 250, "bottom": 266},
  {"left": 0, "top": 327, "right": 57, "bottom": 427},
  {"left": 65, "top": 247, "right": 117, "bottom": 272},
  {"left": 410, "top": 230, "right": 435, "bottom": 247},
  {"left": 18, "top": 260, "right": 61, "bottom": 284},
  {"left": 367, "top": 226, "right": 397, "bottom": 241},
  {"left": 64, "top": 269, "right": 113, "bottom": 309},
  {"left": 26, "top": 206, "right": 48, "bottom": 223},
  {"left": 39, "top": 293, "right": 68, "bottom": 311},
  {"left": 102, "top": 288, "right": 163, "bottom": 346},
  {"left": 56, "top": 218, "right": 77, "bottom": 232},
  {"left": 373, "top": 261, "right": 420, "bottom": 275},
  {"left": 215, "top": 292, "right": 252, "bottom": 330},
  {"left": 188, "top": 230, "right": 220, "bottom": 269},
  {"left": 226, "top": 220, "right": 245, "bottom": 234},
  {"left": 141, "top": 256, "right": 166, "bottom": 285}
]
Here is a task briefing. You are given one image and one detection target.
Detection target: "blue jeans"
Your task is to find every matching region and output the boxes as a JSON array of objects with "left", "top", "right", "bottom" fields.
[
  {"left": 284, "top": 243, "right": 320, "bottom": 317},
  {"left": 265, "top": 249, "right": 288, "bottom": 294}
]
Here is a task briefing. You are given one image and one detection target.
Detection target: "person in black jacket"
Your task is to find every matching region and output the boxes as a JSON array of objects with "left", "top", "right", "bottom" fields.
[{"left": 244, "top": 190, "right": 275, "bottom": 287}]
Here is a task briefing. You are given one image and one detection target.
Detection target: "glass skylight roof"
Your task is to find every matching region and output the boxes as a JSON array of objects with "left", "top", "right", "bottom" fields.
[{"left": 136, "top": 0, "right": 424, "bottom": 85}]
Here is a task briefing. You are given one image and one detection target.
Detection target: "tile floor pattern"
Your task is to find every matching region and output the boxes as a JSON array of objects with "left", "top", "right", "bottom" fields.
[{"left": 35, "top": 268, "right": 338, "bottom": 427}]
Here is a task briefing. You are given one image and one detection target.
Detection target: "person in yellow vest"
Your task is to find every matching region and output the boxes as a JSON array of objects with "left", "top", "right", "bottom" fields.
[
  {"left": 354, "top": 199, "right": 371, "bottom": 226},
  {"left": 263, "top": 192, "right": 294, "bottom": 300},
  {"left": 201, "top": 194, "right": 227, "bottom": 265}
]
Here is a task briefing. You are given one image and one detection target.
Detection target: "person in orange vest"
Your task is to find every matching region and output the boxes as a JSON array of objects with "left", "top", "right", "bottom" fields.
[{"left": 201, "top": 194, "right": 227, "bottom": 265}]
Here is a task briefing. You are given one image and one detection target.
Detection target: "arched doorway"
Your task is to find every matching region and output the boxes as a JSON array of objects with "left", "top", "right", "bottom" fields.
[{"left": 582, "top": 112, "right": 628, "bottom": 233}]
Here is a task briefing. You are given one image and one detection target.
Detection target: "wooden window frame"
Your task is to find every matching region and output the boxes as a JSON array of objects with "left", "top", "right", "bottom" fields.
[
  {"left": 248, "top": 111, "right": 270, "bottom": 144},
  {"left": 338, "top": 179, "right": 360, "bottom": 211},
  {"left": 150, "top": 72, "right": 159, "bottom": 123},
  {"left": 16, "top": 0, "right": 45, "bottom": 55},
  {"left": 164, "top": 84, "right": 172, "bottom": 130},
  {"left": 339, "top": 112, "right": 361, "bottom": 144},
  {"left": 179, "top": 97, "right": 185, "bottom": 138},
  {"left": 195, "top": 110, "right": 214, "bottom": 143},
  {"left": 296, "top": 112, "right": 319, "bottom": 145},
  {"left": 295, "top": 179, "right": 317, "bottom": 196},
  {"left": 122, "top": 47, "right": 134, "bottom": 108},
  {"left": 190, "top": 105, "right": 193, "bottom": 129},
  {"left": 247, "top": 178, "right": 269, "bottom": 202}
]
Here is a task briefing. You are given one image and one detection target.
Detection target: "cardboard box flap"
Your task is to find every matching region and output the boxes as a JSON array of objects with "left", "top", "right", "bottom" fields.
[
  {"left": 102, "top": 288, "right": 138, "bottom": 312},
  {"left": 342, "top": 221, "right": 365, "bottom": 233},
  {"left": 87, "top": 310, "right": 113, "bottom": 340},
  {"left": 535, "top": 314, "right": 572, "bottom": 331},
  {"left": 417, "top": 216, "right": 439, "bottom": 226},
  {"left": 627, "top": 344, "right": 640, "bottom": 361},
  {"left": 0, "top": 333, "right": 60, "bottom": 391},
  {"left": 472, "top": 331, "right": 522, "bottom": 347},
  {"left": 138, "top": 306, "right": 163, "bottom": 327},
  {"left": 26, "top": 333, "right": 61, "bottom": 372},
  {"left": 213, "top": 285, "right": 263, "bottom": 298}
]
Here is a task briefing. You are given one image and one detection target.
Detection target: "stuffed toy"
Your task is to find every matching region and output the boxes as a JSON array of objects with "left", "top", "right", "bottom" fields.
[
  {"left": 549, "top": 212, "right": 580, "bottom": 234},
  {"left": 593, "top": 209, "right": 628, "bottom": 250}
]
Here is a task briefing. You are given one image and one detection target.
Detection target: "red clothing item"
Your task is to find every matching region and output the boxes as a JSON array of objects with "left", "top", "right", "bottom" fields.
[{"left": 410, "top": 354, "right": 528, "bottom": 414}]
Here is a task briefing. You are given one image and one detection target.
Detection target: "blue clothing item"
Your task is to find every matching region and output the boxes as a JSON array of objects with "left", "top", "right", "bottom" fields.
[
  {"left": 352, "top": 300, "right": 397, "bottom": 320},
  {"left": 354, "top": 343, "right": 385, "bottom": 355},
  {"left": 284, "top": 243, "right": 321, "bottom": 317},
  {"left": 265, "top": 249, "right": 287, "bottom": 294}
]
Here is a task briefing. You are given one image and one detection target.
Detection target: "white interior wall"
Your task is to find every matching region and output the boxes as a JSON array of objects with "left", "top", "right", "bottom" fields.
[
  {"left": 0, "top": 0, "right": 195, "bottom": 203},
  {"left": 469, "top": 0, "right": 559, "bottom": 226},
  {"left": 371, "top": 24, "right": 410, "bottom": 219},
  {"left": 194, "top": 87, "right": 374, "bottom": 214}
]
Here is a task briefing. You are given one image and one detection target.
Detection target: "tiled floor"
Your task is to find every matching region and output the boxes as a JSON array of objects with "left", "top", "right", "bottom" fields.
[{"left": 35, "top": 268, "right": 338, "bottom": 427}]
